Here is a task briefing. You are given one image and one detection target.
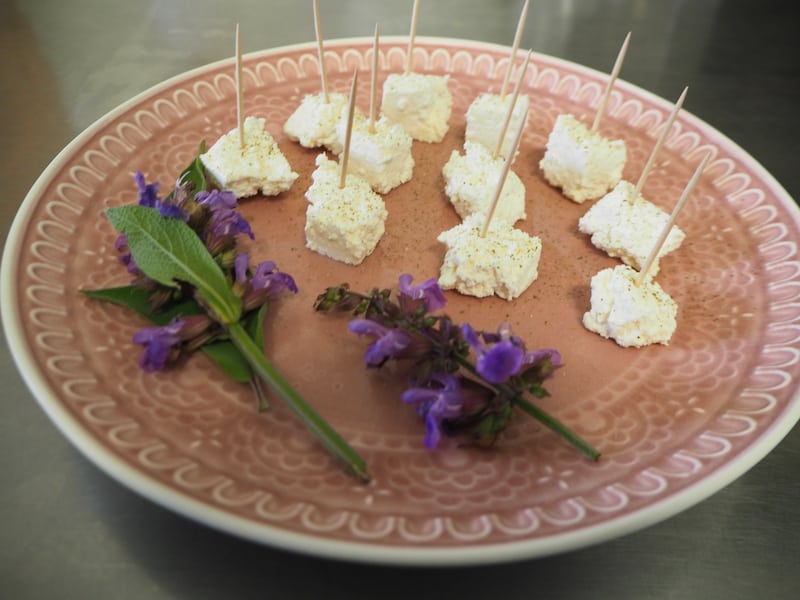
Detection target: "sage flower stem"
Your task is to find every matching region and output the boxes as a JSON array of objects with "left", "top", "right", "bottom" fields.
[
  {"left": 227, "top": 322, "right": 371, "bottom": 483},
  {"left": 510, "top": 395, "right": 601, "bottom": 461},
  {"left": 453, "top": 354, "right": 600, "bottom": 461}
]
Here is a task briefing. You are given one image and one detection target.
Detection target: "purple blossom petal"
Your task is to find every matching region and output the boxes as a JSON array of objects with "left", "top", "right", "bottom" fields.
[
  {"left": 348, "top": 319, "right": 412, "bottom": 366},
  {"left": 461, "top": 323, "right": 482, "bottom": 350},
  {"left": 158, "top": 202, "right": 186, "bottom": 220},
  {"left": 234, "top": 253, "right": 249, "bottom": 285},
  {"left": 524, "top": 348, "right": 562, "bottom": 368},
  {"left": 398, "top": 273, "right": 447, "bottom": 312},
  {"left": 197, "top": 189, "right": 254, "bottom": 240},
  {"left": 196, "top": 189, "right": 238, "bottom": 211},
  {"left": 401, "top": 373, "right": 463, "bottom": 449},
  {"left": 251, "top": 261, "right": 298, "bottom": 295},
  {"left": 462, "top": 323, "right": 525, "bottom": 383},
  {"left": 132, "top": 319, "right": 184, "bottom": 372},
  {"left": 134, "top": 172, "right": 186, "bottom": 220},
  {"left": 135, "top": 171, "right": 160, "bottom": 208},
  {"left": 476, "top": 339, "right": 524, "bottom": 384}
]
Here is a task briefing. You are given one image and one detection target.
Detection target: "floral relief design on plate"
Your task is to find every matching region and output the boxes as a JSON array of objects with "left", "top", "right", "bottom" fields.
[{"left": 6, "top": 38, "right": 800, "bottom": 561}]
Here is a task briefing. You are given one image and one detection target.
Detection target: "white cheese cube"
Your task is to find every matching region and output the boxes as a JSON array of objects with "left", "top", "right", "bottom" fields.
[
  {"left": 539, "top": 114, "right": 626, "bottom": 203},
  {"left": 465, "top": 92, "right": 530, "bottom": 159},
  {"left": 437, "top": 213, "right": 541, "bottom": 300},
  {"left": 578, "top": 180, "right": 686, "bottom": 276},
  {"left": 381, "top": 72, "right": 453, "bottom": 143},
  {"left": 442, "top": 142, "right": 526, "bottom": 225},
  {"left": 335, "top": 111, "right": 414, "bottom": 194},
  {"left": 283, "top": 92, "right": 349, "bottom": 154},
  {"left": 304, "top": 154, "right": 388, "bottom": 265},
  {"left": 583, "top": 264, "right": 677, "bottom": 347},
  {"left": 200, "top": 116, "right": 298, "bottom": 198}
]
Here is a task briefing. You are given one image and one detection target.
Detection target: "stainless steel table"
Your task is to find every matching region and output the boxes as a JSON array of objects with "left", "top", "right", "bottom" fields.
[{"left": 2, "top": 1, "right": 798, "bottom": 597}]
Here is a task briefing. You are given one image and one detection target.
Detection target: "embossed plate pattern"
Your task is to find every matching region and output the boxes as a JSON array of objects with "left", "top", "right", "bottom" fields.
[{"left": 3, "top": 38, "right": 800, "bottom": 565}]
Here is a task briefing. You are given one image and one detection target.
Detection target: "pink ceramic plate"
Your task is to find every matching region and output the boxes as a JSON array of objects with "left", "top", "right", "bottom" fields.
[{"left": 3, "top": 37, "right": 800, "bottom": 565}]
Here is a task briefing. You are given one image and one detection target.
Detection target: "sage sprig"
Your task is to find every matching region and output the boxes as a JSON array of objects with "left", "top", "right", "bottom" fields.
[
  {"left": 84, "top": 151, "right": 370, "bottom": 483},
  {"left": 316, "top": 275, "right": 600, "bottom": 460}
]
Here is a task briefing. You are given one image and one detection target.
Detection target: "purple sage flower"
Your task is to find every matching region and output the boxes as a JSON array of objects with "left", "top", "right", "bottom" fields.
[
  {"left": 234, "top": 253, "right": 250, "bottom": 285},
  {"left": 462, "top": 323, "right": 524, "bottom": 384},
  {"left": 401, "top": 373, "right": 464, "bottom": 449},
  {"left": 132, "top": 318, "right": 184, "bottom": 372},
  {"left": 348, "top": 319, "right": 412, "bottom": 366},
  {"left": 524, "top": 348, "right": 562, "bottom": 369},
  {"left": 134, "top": 171, "right": 185, "bottom": 220},
  {"left": 251, "top": 260, "right": 298, "bottom": 295},
  {"left": 238, "top": 258, "right": 298, "bottom": 310},
  {"left": 135, "top": 171, "right": 160, "bottom": 208},
  {"left": 114, "top": 233, "right": 141, "bottom": 275},
  {"left": 398, "top": 273, "right": 447, "bottom": 313},
  {"left": 196, "top": 189, "right": 254, "bottom": 240}
]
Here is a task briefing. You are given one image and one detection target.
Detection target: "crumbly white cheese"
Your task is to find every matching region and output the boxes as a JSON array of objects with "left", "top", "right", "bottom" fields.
[
  {"left": 465, "top": 92, "right": 530, "bottom": 159},
  {"left": 200, "top": 116, "right": 298, "bottom": 198},
  {"left": 283, "top": 92, "right": 349, "bottom": 154},
  {"left": 335, "top": 111, "right": 414, "bottom": 194},
  {"left": 578, "top": 180, "right": 686, "bottom": 276},
  {"left": 442, "top": 142, "right": 526, "bottom": 225},
  {"left": 583, "top": 264, "right": 677, "bottom": 347},
  {"left": 539, "top": 114, "right": 626, "bottom": 203},
  {"left": 437, "top": 213, "right": 541, "bottom": 300},
  {"left": 304, "top": 154, "right": 388, "bottom": 265},
  {"left": 381, "top": 72, "right": 453, "bottom": 143}
]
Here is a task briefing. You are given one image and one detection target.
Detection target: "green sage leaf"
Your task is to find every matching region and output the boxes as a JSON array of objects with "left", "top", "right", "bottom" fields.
[
  {"left": 174, "top": 142, "right": 208, "bottom": 195},
  {"left": 245, "top": 303, "right": 268, "bottom": 352},
  {"left": 201, "top": 341, "right": 252, "bottom": 383},
  {"left": 82, "top": 286, "right": 200, "bottom": 324},
  {"left": 105, "top": 205, "right": 242, "bottom": 324},
  {"left": 83, "top": 285, "right": 253, "bottom": 383}
]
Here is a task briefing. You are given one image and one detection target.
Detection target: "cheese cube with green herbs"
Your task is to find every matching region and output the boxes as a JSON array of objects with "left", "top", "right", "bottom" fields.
[
  {"left": 539, "top": 113, "right": 626, "bottom": 203},
  {"left": 442, "top": 141, "right": 526, "bottom": 225},
  {"left": 283, "top": 92, "right": 349, "bottom": 154},
  {"left": 583, "top": 264, "right": 678, "bottom": 347},
  {"left": 437, "top": 213, "right": 541, "bottom": 300},
  {"left": 335, "top": 111, "right": 414, "bottom": 194},
  {"left": 201, "top": 116, "right": 298, "bottom": 198},
  {"left": 578, "top": 180, "right": 685, "bottom": 275},
  {"left": 304, "top": 154, "right": 388, "bottom": 265},
  {"left": 381, "top": 72, "right": 453, "bottom": 143},
  {"left": 465, "top": 92, "right": 530, "bottom": 159}
]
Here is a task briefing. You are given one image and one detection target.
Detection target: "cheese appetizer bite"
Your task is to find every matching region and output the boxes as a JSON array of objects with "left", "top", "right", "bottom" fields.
[
  {"left": 539, "top": 114, "right": 626, "bottom": 204},
  {"left": 437, "top": 213, "right": 541, "bottom": 301},
  {"left": 284, "top": 92, "right": 349, "bottom": 154},
  {"left": 466, "top": 92, "right": 530, "bottom": 160},
  {"left": 200, "top": 116, "right": 298, "bottom": 198},
  {"left": 335, "top": 110, "right": 414, "bottom": 194},
  {"left": 381, "top": 72, "right": 453, "bottom": 143},
  {"left": 442, "top": 141, "right": 526, "bottom": 225},
  {"left": 583, "top": 264, "right": 677, "bottom": 347},
  {"left": 304, "top": 154, "right": 388, "bottom": 265},
  {"left": 578, "top": 180, "right": 685, "bottom": 275}
]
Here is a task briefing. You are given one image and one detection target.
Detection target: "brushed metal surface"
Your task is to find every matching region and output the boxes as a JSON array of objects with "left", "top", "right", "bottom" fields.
[{"left": 1, "top": 1, "right": 798, "bottom": 598}]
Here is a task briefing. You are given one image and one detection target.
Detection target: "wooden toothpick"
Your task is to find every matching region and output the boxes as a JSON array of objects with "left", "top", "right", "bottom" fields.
[
  {"left": 632, "top": 86, "right": 688, "bottom": 200},
  {"left": 591, "top": 31, "right": 631, "bottom": 132},
  {"left": 369, "top": 23, "right": 380, "bottom": 134},
  {"left": 481, "top": 106, "right": 529, "bottom": 237},
  {"left": 405, "top": 0, "right": 420, "bottom": 75},
  {"left": 313, "top": 0, "right": 329, "bottom": 102},
  {"left": 637, "top": 152, "right": 710, "bottom": 285},
  {"left": 500, "top": 0, "right": 530, "bottom": 99},
  {"left": 339, "top": 69, "right": 359, "bottom": 189},
  {"left": 494, "top": 48, "right": 532, "bottom": 159},
  {"left": 235, "top": 23, "right": 244, "bottom": 148}
]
